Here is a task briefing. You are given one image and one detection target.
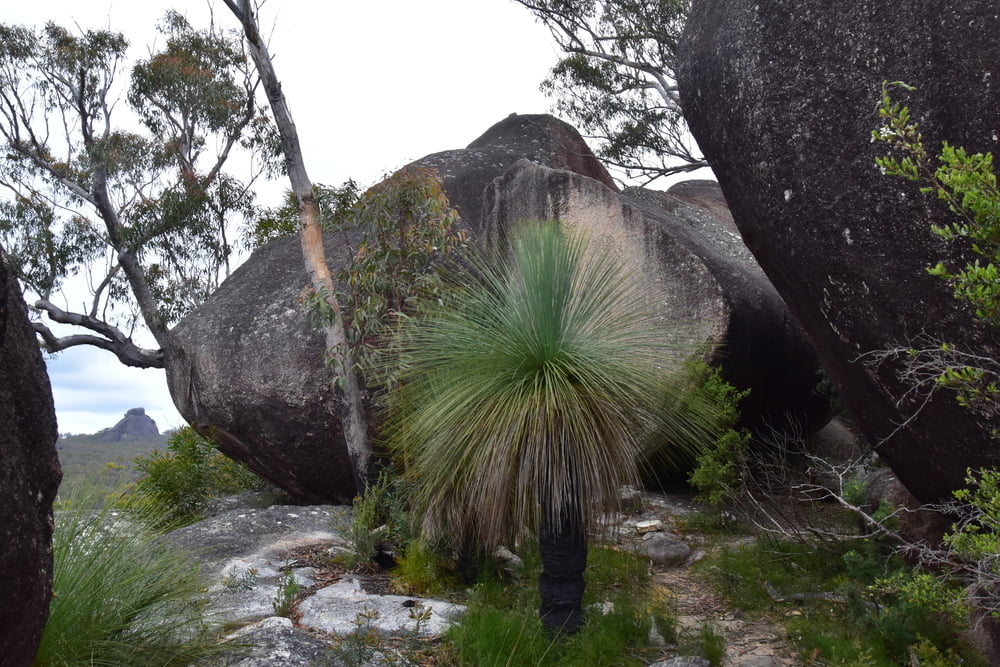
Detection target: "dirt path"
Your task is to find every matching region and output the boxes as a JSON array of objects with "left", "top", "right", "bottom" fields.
[
  {"left": 624, "top": 493, "right": 803, "bottom": 666},
  {"left": 654, "top": 565, "right": 800, "bottom": 666}
]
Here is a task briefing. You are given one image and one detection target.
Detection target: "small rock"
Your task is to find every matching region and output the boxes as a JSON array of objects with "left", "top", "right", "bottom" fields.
[
  {"left": 492, "top": 545, "right": 524, "bottom": 572},
  {"left": 636, "top": 519, "right": 664, "bottom": 534},
  {"left": 687, "top": 549, "right": 707, "bottom": 565},
  {"left": 588, "top": 600, "right": 615, "bottom": 616},
  {"left": 202, "top": 616, "right": 331, "bottom": 666},
  {"left": 650, "top": 657, "right": 711, "bottom": 667},
  {"left": 640, "top": 533, "right": 693, "bottom": 567}
]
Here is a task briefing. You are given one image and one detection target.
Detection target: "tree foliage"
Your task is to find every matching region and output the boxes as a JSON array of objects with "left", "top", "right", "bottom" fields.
[
  {"left": 515, "top": 0, "right": 704, "bottom": 184},
  {"left": 253, "top": 168, "right": 467, "bottom": 387},
  {"left": 871, "top": 82, "right": 1000, "bottom": 425},
  {"left": 0, "top": 12, "right": 276, "bottom": 367},
  {"left": 339, "top": 167, "right": 467, "bottom": 382}
]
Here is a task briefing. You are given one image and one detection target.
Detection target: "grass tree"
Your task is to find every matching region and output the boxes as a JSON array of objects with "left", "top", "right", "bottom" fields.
[{"left": 386, "top": 221, "right": 712, "bottom": 633}]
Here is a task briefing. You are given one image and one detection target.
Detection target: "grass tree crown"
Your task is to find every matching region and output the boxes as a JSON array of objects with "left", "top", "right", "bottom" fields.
[{"left": 385, "top": 220, "right": 711, "bottom": 550}]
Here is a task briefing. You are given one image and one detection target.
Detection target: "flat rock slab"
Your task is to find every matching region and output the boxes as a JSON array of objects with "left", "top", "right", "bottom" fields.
[
  {"left": 165, "top": 501, "right": 465, "bottom": 643},
  {"left": 205, "top": 617, "right": 333, "bottom": 667},
  {"left": 165, "top": 505, "right": 344, "bottom": 624},
  {"left": 165, "top": 505, "right": 345, "bottom": 566},
  {"left": 298, "top": 575, "right": 466, "bottom": 637}
]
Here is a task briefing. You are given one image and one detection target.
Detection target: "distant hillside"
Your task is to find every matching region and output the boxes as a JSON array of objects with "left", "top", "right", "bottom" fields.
[{"left": 56, "top": 431, "right": 173, "bottom": 492}]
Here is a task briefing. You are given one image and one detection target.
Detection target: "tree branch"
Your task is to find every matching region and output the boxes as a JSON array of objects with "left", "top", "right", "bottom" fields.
[{"left": 33, "top": 300, "right": 164, "bottom": 368}]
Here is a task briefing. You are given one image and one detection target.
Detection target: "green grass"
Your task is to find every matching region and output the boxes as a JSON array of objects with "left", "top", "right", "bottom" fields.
[
  {"left": 441, "top": 544, "right": 675, "bottom": 666},
  {"left": 34, "top": 488, "right": 223, "bottom": 666},
  {"left": 696, "top": 538, "right": 983, "bottom": 666}
]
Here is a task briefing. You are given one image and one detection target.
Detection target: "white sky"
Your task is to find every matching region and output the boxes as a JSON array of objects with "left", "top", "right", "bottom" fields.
[{"left": 5, "top": 0, "right": 562, "bottom": 435}]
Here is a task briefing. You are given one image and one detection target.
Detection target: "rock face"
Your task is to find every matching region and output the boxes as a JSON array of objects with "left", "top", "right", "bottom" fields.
[
  {"left": 99, "top": 407, "right": 159, "bottom": 443},
  {"left": 166, "top": 114, "right": 825, "bottom": 503},
  {"left": 677, "top": 1, "right": 1000, "bottom": 502},
  {"left": 483, "top": 161, "right": 828, "bottom": 431},
  {"left": 413, "top": 113, "right": 618, "bottom": 235},
  {"left": 165, "top": 115, "right": 622, "bottom": 504},
  {"left": 0, "top": 248, "right": 62, "bottom": 665}
]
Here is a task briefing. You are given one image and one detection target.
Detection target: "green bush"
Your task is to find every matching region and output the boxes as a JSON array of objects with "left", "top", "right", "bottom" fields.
[
  {"left": 341, "top": 468, "right": 413, "bottom": 570},
  {"left": 683, "top": 359, "right": 751, "bottom": 510},
  {"left": 392, "top": 538, "right": 462, "bottom": 597},
  {"left": 34, "top": 489, "right": 221, "bottom": 666},
  {"left": 700, "top": 538, "right": 975, "bottom": 665},
  {"left": 130, "top": 426, "right": 267, "bottom": 526}
]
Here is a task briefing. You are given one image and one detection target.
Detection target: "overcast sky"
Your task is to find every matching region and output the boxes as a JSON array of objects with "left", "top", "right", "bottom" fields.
[{"left": 5, "top": 0, "right": 563, "bottom": 435}]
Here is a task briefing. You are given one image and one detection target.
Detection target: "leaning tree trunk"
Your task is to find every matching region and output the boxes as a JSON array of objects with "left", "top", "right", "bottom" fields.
[
  {"left": 538, "top": 505, "right": 587, "bottom": 633},
  {"left": 223, "top": 0, "right": 371, "bottom": 493}
]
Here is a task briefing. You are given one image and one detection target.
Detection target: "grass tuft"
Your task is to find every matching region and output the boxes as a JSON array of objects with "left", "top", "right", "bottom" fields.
[{"left": 33, "top": 486, "right": 222, "bottom": 666}]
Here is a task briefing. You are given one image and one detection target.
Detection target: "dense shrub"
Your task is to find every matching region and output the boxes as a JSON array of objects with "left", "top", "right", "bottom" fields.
[{"left": 131, "top": 426, "right": 267, "bottom": 526}]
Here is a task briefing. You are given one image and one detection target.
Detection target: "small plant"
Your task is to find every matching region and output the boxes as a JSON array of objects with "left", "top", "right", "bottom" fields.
[
  {"left": 341, "top": 468, "right": 412, "bottom": 570},
  {"left": 272, "top": 565, "right": 300, "bottom": 617},
  {"left": 130, "top": 426, "right": 267, "bottom": 527},
  {"left": 689, "top": 623, "right": 726, "bottom": 667},
  {"left": 34, "top": 487, "right": 222, "bottom": 666},
  {"left": 392, "top": 538, "right": 461, "bottom": 596},
  {"left": 328, "top": 606, "right": 383, "bottom": 667},
  {"left": 222, "top": 565, "right": 259, "bottom": 593},
  {"left": 406, "top": 604, "right": 433, "bottom": 636}
]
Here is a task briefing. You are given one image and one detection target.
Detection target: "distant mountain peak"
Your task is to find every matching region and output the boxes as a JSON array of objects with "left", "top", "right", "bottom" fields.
[{"left": 99, "top": 407, "right": 159, "bottom": 443}]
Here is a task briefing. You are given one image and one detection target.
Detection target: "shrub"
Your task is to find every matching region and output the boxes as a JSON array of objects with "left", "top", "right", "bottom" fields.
[
  {"left": 699, "top": 538, "right": 975, "bottom": 665},
  {"left": 341, "top": 468, "right": 413, "bottom": 570},
  {"left": 683, "top": 359, "right": 751, "bottom": 510},
  {"left": 130, "top": 426, "right": 267, "bottom": 526}
]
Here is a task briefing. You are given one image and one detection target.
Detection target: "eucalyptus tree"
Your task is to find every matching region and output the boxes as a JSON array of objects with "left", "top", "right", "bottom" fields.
[
  {"left": 386, "top": 222, "right": 712, "bottom": 632},
  {"left": 515, "top": 0, "right": 705, "bottom": 184},
  {"left": 223, "top": 0, "right": 373, "bottom": 491},
  {"left": 0, "top": 11, "right": 276, "bottom": 367}
]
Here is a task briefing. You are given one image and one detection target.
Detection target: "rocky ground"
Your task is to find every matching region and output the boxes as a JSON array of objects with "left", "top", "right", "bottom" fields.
[{"left": 167, "top": 490, "right": 802, "bottom": 666}]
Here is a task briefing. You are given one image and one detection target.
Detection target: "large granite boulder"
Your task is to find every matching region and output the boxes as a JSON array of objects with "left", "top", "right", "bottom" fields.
[
  {"left": 98, "top": 407, "right": 159, "bottom": 443},
  {"left": 0, "top": 248, "right": 62, "bottom": 665},
  {"left": 413, "top": 113, "right": 618, "bottom": 235},
  {"left": 677, "top": 0, "right": 1000, "bottom": 502},
  {"left": 166, "top": 116, "right": 826, "bottom": 503},
  {"left": 165, "top": 115, "right": 616, "bottom": 503},
  {"left": 483, "top": 161, "right": 828, "bottom": 431}
]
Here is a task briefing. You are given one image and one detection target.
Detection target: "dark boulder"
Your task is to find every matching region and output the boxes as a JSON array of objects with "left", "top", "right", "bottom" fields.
[
  {"left": 0, "top": 248, "right": 62, "bottom": 665},
  {"left": 165, "top": 231, "right": 357, "bottom": 503},
  {"left": 677, "top": 0, "right": 1000, "bottom": 502},
  {"left": 99, "top": 407, "right": 159, "bottom": 443}
]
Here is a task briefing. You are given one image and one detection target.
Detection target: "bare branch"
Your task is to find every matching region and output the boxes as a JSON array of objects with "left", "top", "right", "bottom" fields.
[{"left": 33, "top": 300, "right": 164, "bottom": 368}]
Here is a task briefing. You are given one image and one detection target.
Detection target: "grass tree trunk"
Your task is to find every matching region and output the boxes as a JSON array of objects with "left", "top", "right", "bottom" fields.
[
  {"left": 538, "top": 502, "right": 587, "bottom": 633},
  {"left": 223, "top": 0, "right": 371, "bottom": 493}
]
